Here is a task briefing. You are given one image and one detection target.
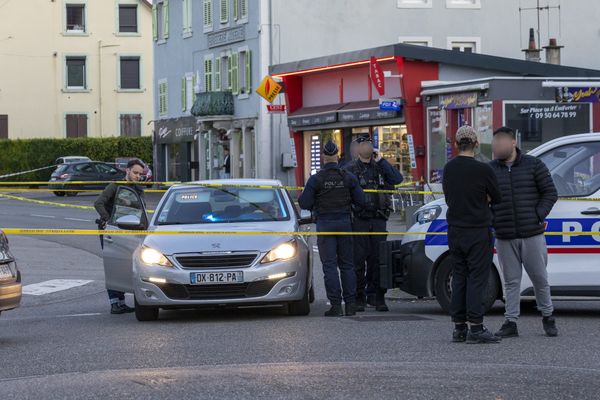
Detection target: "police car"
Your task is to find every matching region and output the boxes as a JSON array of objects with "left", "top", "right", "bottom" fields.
[{"left": 381, "top": 133, "right": 600, "bottom": 312}]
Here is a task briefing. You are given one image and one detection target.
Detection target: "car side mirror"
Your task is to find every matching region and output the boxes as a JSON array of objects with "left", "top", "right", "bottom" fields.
[
  {"left": 298, "top": 209, "right": 314, "bottom": 225},
  {"left": 115, "top": 215, "right": 144, "bottom": 230}
]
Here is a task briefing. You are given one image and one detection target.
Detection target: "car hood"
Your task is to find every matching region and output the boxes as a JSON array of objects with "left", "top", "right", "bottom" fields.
[{"left": 143, "top": 221, "right": 297, "bottom": 255}]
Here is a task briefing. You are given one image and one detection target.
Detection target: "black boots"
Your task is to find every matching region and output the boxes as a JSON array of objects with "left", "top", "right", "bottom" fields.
[
  {"left": 110, "top": 303, "right": 134, "bottom": 314},
  {"left": 324, "top": 304, "right": 344, "bottom": 317},
  {"left": 495, "top": 320, "right": 519, "bottom": 338},
  {"left": 542, "top": 316, "right": 558, "bottom": 337},
  {"left": 466, "top": 325, "right": 502, "bottom": 344}
]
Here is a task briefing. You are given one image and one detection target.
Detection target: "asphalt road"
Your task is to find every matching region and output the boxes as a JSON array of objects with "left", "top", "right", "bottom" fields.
[{"left": 1, "top": 190, "right": 599, "bottom": 399}]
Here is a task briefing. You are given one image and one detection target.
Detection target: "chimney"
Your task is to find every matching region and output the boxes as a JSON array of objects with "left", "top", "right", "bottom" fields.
[
  {"left": 544, "top": 38, "right": 563, "bottom": 65},
  {"left": 522, "top": 28, "right": 542, "bottom": 62}
]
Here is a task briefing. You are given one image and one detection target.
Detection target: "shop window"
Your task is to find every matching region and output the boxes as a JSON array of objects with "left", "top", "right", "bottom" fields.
[
  {"left": 397, "top": 0, "right": 432, "bottom": 8},
  {"left": 427, "top": 108, "right": 447, "bottom": 183},
  {"left": 376, "top": 125, "right": 411, "bottom": 179}
]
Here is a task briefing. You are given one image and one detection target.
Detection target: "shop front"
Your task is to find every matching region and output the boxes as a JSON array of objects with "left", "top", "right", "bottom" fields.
[{"left": 154, "top": 116, "right": 198, "bottom": 182}]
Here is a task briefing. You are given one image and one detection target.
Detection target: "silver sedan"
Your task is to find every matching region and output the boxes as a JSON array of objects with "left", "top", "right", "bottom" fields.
[{"left": 102, "top": 180, "right": 315, "bottom": 321}]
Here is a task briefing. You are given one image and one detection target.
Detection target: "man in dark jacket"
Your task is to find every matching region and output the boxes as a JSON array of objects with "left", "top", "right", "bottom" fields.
[
  {"left": 94, "top": 159, "right": 146, "bottom": 314},
  {"left": 298, "top": 140, "right": 365, "bottom": 317},
  {"left": 490, "top": 127, "right": 559, "bottom": 338}
]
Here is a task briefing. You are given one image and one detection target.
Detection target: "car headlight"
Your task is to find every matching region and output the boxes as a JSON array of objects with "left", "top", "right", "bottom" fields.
[
  {"left": 140, "top": 247, "right": 173, "bottom": 267},
  {"left": 415, "top": 205, "right": 441, "bottom": 224},
  {"left": 261, "top": 241, "right": 297, "bottom": 264}
]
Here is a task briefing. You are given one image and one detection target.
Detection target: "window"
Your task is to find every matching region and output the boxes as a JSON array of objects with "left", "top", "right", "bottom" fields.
[
  {"left": 119, "top": 5, "right": 138, "bottom": 33},
  {"left": 120, "top": 56, "right": 141, "bottom": 89},
  {"left": 66, "top": 4, "right": 85, "bottom": 32},
  {"left": 0, "top": 115, "right": 7, "bottom": 139},
  {"left": 538, "top": 142, "right": 600, "bottom": 197},
  {"left": 110, "top": 187, "right": 146, "bottom": 225},
  {"left": 181, "top": 75, "right": 194, "bottom": 112},
  {"left": 153, "top": 1, "right": 169, "bottom": 41},
  {"left": 233, "top": 0, "right": 248, "bottom": 22},
  {"left": 204, "top": 56, "right": 213, "bottom": 92},
  {"left": 182, "top": 0, "right": 192, "bottom": 36},
  {"left": 448, "top": 37, "right": 480, "bottom": 53},
  {"left": 446, "top": 0, "right": 481, "bottom": 8},
  {"left": 220, "top": 0, "right": 228, "bottom": 23},
  {"left": 66, "top": 56, "right": 86, "bottom": 89},
  {"left": 162, "top": 0, "right": 170, "bottom": 39},
  {"left": 238, "top": 49, "right": 252, "bottom": 96},
  {"left": 65, "top": 114, "right": 87, "bottom": 138},
  {"left": 203, "top": 0, "right": 213, "bottom": 31},
  {"left": 158, "top": 80, "right": 168, "bottom": 116},
  {"left": 75, "top": 163, "right": 94, "bottom": 173},
  {"left": 215, "top": 57, "right": 222, "bottom": 91},
  {"left": 399, "top": 36, "right": 433, "bottom": 47},
  {"left": 96, "top": 163, "right": 119, "bottom": 175},
  {"left": 120, "top": 114, "right": 142, "bottom": 137},
  {"left": 397, "top": 0, "right": 432, "bottom": 8}
]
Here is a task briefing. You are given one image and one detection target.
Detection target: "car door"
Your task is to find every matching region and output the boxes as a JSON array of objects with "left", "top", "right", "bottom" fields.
[
  {"left": 102, "top": 186, "right": 149, "bottom": 293},
  {"left": 535, "top": 140, "right": 600, "bottom": 294},
  {"left": 94, "top": 163, "right": 124, "bottom": 189}
]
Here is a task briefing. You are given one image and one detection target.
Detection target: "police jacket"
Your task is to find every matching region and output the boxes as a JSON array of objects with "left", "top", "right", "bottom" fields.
[
  {"left": 489, "top": 149, "right": 558, "bottom": 239},
  {"left": 343, "top": 157, "right": 403, "bottom": 219},
  {"left": 94, "top": 182, "right": 146, "bottom": 222},
  {"left": 298, "top": 163, "right": 365, "bottom": 220}
]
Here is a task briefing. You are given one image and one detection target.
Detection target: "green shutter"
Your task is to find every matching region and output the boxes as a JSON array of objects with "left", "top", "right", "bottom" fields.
[
  {"left": 152, "top": 5, "right": 158, "bottom": 41},
  {"left": 204, "top": 59, "right": 213, "bottom": 92},
  {"left": 181, "top": 77, "right": 187, "bottom": 111},
  {"left": 241, "top": 0, "right": 247, "bottom": 19},
  {"left": 233, "top": 0, "right": 238, "bottom": 20},
  {"left": 245, "top": 50, "right": 252, "bottom": 93},
  {"left": 215, "top": 58, "right": 221, "bottom": 91},
  {"left": 163, "top": 0, "right": 169, "bottom": 39},
  {"left": 203, "top": 0, "right": 212, "bottom": 27},
  {"left": 192, "top": 74, "right": 197, "bottom": 102},
  {"left": 232, "top": 52, "right": 239, "bottom": 95},
  {"left": 220, "top": 0, "right": 228, "bottom": 23},
  {"left": 227, "top": 55, "right": 233, "bottom": 91}
]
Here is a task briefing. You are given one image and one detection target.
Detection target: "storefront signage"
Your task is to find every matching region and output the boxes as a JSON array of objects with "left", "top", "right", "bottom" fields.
[
  {"left": 288, "top": 112, "right": 337, "bottom": 128},
  {"left": 555, "top": 87, "right": 600, "bottom": 103},
  {"left": 155, "top": 117, "right": 197, "bottom": 144},
  {"left": 338, "top": 109, "right": 398, "bottom": 122},
  {"left": 379, "top": 98, "right": 402, "bottom": 111},
  {"left": 370, "top": 57, "right": 385, "bottom": 96},
  {"left": 407, "top": 134, "right": 417, "bottom": 170},
  {"left": 267, "top": 104, "right": 286, "bottom": 113},
  {"left": 440, "top": 92, "right": 478, "bottom": 109},
  {"left": 515, "top": 103, "right": 585, "bottom": 120},
  {"left": 256, "top": 75, "right": 283, "bottom": 103},
  {"left": 207, "top": 26, "right": 246, "bottom": 48}
]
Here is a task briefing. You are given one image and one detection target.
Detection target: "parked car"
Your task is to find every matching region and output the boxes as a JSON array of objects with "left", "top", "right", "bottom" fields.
[
  {"left": 0, "top": 230, "right": 22, "bottom": 318},
  {"left": 102, "top": 179, "right": 315, "bottom": 321},
  {"left": 49, "top": 161, "right": 126, "bottom": 196},
  {"left": 381, "top": 133, "right": 600, "bottom": 312},
  {"left": 115, "top": 157, "right": 152, "bottom": 182},
  {"left": 54, "top": 156, "right": 91, "bottom": 165}
]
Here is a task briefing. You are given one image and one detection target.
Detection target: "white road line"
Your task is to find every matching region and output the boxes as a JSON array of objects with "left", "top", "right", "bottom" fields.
[
  {"left": 55, "top": 313, "right": 103, "bottom": 318},
  {"left": 22, "top": 279, "right": 94, "bottom": 296},
  {"left": 30, "top": 214, "right": 56, "bottom": 219},
  {"left": 64, "top": 217, "right": 92, "bottom": 222}
]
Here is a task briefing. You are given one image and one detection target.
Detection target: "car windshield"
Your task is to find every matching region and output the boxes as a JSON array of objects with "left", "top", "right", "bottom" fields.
[
  {"left": 155, "top": 186, "right": 291, "bottom": 225},
  {"left": 53, "top": 165, "right": 69, "bottom": 174}
]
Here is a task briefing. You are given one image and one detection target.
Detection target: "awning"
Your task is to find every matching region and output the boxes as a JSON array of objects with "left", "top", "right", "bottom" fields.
[{"left": 288, "top": 104, "right": 344, "bottom": 128}]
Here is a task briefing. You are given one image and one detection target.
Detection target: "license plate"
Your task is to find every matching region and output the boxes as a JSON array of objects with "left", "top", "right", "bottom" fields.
[
  {"left": 0, "top": 264, "right": 13, "bottom": 280},
  {"left": 191, "top": 271, "right": 243, "bottom": 285}
]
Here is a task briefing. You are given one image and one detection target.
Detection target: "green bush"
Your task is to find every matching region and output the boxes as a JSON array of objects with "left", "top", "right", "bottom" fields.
[{"left": 0, "top": 137, "right": 152, "bottom": 182}]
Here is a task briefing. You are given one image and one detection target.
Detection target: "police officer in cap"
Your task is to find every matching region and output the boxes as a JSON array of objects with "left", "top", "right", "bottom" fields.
[
  {"left": 344, "top": 134, "right": 403, "bottom": 311},
  {"left": 299, "top": 140, "right": 365, "bottom": 317}
]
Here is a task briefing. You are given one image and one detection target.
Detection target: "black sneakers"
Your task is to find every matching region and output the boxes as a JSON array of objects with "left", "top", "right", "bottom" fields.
[
  {"left": 324, "top": 304, "right": 344, "bottom": 317},
  {"left": 110, "top": 303, "right": 134, "bottom": 314},
  {"left": 355, "top": 300, "right": 366, "bottom": 312},
  {"left": 452, "top": 325, "right": 468, "bottom": 343},
  {"left": 495, "top": 320, "right": 519, "bottom": 338},
  {"left": 466, "top": 326, "right": 502, "bottom": 344},
  {"left": 345, "top": 303, "right": 357, "bottom": 316},
  {"left": 542, "top": 316, "right": 558, "bottom": 337}
]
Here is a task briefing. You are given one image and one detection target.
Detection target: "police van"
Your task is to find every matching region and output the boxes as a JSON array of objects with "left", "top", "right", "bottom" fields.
[{"left": 381, "top": 133, "right": 600, "bottom": 312}]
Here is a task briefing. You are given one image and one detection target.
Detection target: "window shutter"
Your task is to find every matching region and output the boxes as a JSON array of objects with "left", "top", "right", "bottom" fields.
[
  {"left": 163, "top": 0, "right": 169, "bottom": 39},
  {"left": 203, "top": 0, "right": 212, "bottom": 27},
  {"left": 77, "top": 114, "right": 88, "bottom": 138},
  {"left": 152, "top": 4, "right": 158, "bottom": 40},
  {"left": 232, "top": 52, "right": 239, "bottom": 95},
  {"left": 192, "top": 74, "right": 197, "bottom": 102},
  {"left": 181, "top": 77, "right": 187, "bottom": 111},
  {"left": 233, "top": 0, "right": 238, "bottom": 20},
  {"left": 215, "top": 58, "right": 221, "bottom": 91},
  {"left": 220, "top": 0, "right": 228, "bottom": 23},
  {"left": 226, "top": 55, "right": 232, "bottom": 91},
  {"left": 204, "top": 59, "right": 213, "bottom": 92},
  {"left": 245, "top": 50, "right": 252, "bottom": 93},
  {"left": 241, "top": 0, "right": 247, "bottom": 19}
]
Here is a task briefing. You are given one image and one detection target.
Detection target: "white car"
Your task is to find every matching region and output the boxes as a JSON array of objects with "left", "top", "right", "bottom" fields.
[
  {"left": 381, "top": 133, "right": 600, "bottom": 312},
  {"left": 102, "top": 179, "right": 315, "bottom": 321}
]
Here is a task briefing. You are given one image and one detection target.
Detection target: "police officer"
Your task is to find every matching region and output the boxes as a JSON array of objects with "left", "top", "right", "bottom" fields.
[
  {"left": 94, "top": 159, "right": 146, "bottom": 315},
  {"left": 298, "top": 140, "right": 365, "bottom": 317},
  {"left": 344, "top": 135, "right": 403, "bottom": 312}
]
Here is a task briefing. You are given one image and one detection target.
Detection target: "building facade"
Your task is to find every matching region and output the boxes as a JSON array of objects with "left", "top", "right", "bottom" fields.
[{"left": 0, "top": 0, "right": 154, "bottom": 140}]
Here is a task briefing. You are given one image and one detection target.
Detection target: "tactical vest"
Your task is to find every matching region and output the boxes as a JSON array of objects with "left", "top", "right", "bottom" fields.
[
  {"left": 313, "top": 168, "right": 353, "bottom": 214},
  {"left": 347, "top": 160, "right": 391, "bottom": 218}
]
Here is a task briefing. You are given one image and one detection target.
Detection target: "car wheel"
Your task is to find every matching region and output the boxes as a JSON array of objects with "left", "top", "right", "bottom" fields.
[
  {"left": 434, "top": 256, "right": 500, "bottom": 314},
  {"left": 53, "top": 191, "right": 65, "bottom": 197},
  {"left": 134, "top": 297, "right": 159, "bottom": 321},
  {"left": 288, "top": 285, "right": 311, "bottom": 316}
]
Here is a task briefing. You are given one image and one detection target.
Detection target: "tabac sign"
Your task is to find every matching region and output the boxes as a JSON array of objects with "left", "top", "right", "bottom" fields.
[{"left": 256, "top": 75, "right": 283, "bottom": 103}]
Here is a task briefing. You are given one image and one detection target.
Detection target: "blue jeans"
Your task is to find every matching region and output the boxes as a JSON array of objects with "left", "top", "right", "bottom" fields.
[{"left": 316, "top": 218, "right": 357, "bottom": 305}]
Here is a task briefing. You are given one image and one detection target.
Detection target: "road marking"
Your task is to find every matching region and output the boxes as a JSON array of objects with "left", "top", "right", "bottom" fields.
[
  {"left": 30, "top": 214, "right": 56, "bottom": 219},
  {"left": 55, "top": 313, "right": 103, "bottom": 318},
  {"left": 22, "top": 279, "right": 94, "bottom": 296},
  {"left": 64, "top": 217, "right": 92, "bottom": 222}
]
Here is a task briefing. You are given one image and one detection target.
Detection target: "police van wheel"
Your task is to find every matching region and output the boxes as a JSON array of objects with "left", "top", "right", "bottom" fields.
[
  {"left": 134, "top": 297, "right": 159, "bottom": 321},
  {"left": 434, "top": 256, "right": 500, "bottom": 314},
  {"left": 288, "top": 286, "right": 311, "bottom": 316}
]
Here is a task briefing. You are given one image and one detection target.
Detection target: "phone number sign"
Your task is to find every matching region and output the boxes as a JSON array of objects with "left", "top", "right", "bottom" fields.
[{"left": 518, "top": 103, "right": 583, "bottom": 119}]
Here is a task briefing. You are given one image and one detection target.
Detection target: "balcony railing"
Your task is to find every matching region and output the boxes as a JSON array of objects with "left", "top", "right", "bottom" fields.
[{"left": 191, "top": 91, "right": 234, "bottom": 117}]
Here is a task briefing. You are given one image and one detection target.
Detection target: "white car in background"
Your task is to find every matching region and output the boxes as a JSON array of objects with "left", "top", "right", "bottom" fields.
[{"left": 381, "top": 133, "right": 600, "bottom": 312}]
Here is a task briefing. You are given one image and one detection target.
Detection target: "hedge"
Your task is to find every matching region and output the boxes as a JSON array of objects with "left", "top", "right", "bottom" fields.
[{"left": 0, "top": 137, "right": 152, "bottom": 182}]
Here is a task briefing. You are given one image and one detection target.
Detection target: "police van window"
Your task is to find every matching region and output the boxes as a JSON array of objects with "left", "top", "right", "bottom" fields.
[
  {"left": 538, "top": 141, "right": 600, "bottom": 197},
  {"left": 110, "top": 188, "right": 144, "bottom": 224}
]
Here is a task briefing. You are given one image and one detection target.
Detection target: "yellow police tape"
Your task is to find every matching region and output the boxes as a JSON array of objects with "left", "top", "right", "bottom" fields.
[
  {"left": 0, "top": 193, "right": 155, "bottom": 213},
  {"left": 0, "top": 228, "right": 597, "bottom": 236}
]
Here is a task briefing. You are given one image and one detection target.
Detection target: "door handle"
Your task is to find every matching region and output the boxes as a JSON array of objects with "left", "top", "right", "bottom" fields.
[
  {"left": 104, "top": 236, "right": 114, "bottom": 243},
  {"left": 581, "top": 207, "right": 600, "bottom": 215}
]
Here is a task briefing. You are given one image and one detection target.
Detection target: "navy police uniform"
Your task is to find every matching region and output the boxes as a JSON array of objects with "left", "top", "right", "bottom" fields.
[
  {"left": 298, "top": 140, "right": 365, "bottom": 316},
  {"left": 344, "top": 135, "right": 403, "bottom": 311}
]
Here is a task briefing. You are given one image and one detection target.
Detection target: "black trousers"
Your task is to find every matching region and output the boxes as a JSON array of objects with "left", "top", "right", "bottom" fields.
[
  {"left": 447, "top": 226, "right": 493, "bottom": 324},
  {"left": 352, "top": 217, "right": 387, "bottom": 301}
]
